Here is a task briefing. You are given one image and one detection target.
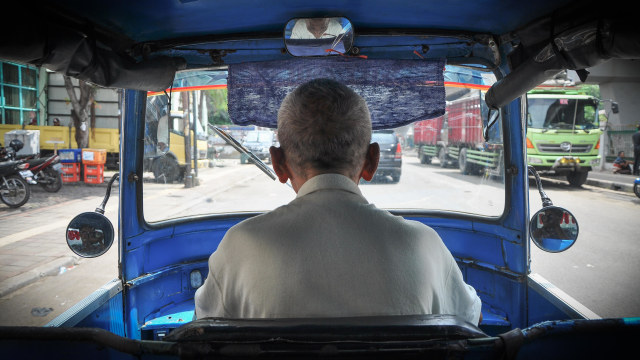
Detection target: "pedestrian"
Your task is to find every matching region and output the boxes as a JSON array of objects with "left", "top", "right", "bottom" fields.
[
  {"left": 28, "top": 111, "right": 37, "bottom": 125},
  {"left": 633, "top": 124, "right": 640, "bottom": 175},
  {"left": 52, "top": 118, "right": 61, "bottom": 126},
  {"left": 613, "top": 151, "right": 632, "bottom": 174}
]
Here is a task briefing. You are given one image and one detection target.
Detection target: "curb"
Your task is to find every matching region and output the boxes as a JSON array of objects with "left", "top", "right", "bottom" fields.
[
  {"left": 0, "top": 256, "right": 78, "bottom": 298},
  {"left": 585, "top": 178, "right": 634, "bottom": 193}
]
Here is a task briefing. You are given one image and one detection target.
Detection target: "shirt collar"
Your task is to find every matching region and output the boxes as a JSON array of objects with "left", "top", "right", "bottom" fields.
[{"left": 296, "top": 173, "right": 363, "bottom": 199}]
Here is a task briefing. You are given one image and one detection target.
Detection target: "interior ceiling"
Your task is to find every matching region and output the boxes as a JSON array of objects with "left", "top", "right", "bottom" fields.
[{"left": 38, "top": 0, "right": 577, "bottom": 47}]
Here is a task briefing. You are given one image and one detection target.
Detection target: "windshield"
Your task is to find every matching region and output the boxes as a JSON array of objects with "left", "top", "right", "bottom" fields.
[
  {"left": 527, "top": 96, "right": 599, "bottom": 130},
  {"left": 143, "top": 65, "right": 503, "bottom": 222}
]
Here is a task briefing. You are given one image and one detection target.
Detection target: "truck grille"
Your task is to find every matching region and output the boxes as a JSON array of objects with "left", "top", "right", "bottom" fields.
[{"left": 537, "top": 143, "right": 592, "bottom": 153}]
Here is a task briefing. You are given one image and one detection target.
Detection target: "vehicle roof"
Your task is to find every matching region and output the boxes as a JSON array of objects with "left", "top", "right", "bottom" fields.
[
  {"left": 3, "top": 0, "right": 634, "bottom": 106},
  {"left": 12, "top": 0, "right": 588, "bottom": 67},
  {"left": 40, "top": 0, "right": 573, "bottom": 43}
]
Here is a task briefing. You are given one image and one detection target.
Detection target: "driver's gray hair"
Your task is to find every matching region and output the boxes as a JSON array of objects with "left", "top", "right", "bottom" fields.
[{"left": 277, "top": 78, "right": 372, "bottom": 178}]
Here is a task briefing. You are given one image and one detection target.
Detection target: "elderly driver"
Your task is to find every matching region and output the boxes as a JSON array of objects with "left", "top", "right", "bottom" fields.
[{"left": 194, "top": 78, "right": 482, "bottom": 325}]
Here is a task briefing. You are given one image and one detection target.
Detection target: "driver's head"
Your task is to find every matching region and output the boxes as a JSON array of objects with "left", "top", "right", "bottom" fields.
[
  {"left": 543, "top": 210, "right": 561, "bottom": 225},
  {"left": 305, "top": 18, "right": 330, "bottom": 38},
  {"left": 276, "top": 78, "right": 372, "bottom": 180}
]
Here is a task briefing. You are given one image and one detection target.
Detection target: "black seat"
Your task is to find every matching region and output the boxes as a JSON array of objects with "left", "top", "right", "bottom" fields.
[{"left": 165, "top": 314, "right": 486, "bottom": 342}]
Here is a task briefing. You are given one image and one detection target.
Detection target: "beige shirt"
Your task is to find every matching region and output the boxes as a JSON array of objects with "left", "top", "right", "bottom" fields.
[{"left": 194, "top": 174, "right": 481, "bottom": 324}]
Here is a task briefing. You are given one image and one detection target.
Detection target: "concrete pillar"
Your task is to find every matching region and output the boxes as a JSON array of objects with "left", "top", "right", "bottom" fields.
[
  {"left": 573, "top": 59, "right": 640, "bottom": 161},
  {"left": 585, "top": 60, "right": 640, "bottom": 129}
]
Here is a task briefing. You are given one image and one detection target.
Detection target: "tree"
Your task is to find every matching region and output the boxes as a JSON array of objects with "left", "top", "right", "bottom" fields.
[
  {"left": 63, "top": 76, "right": 96, "bottom": 148},
  {"left": 206, "top": 88, "right": 231, "bottom": 125}
]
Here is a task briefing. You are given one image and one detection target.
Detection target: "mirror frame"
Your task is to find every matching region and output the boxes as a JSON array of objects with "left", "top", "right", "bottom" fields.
[
  {"left": 66, "top": 212, "right": 115, "bottom": 258},
  {"left": 529, "top": 206, "right": 579, "bottom": 253}
]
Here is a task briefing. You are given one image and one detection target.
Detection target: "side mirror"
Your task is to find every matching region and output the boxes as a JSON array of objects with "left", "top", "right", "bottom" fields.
[
  {"left": 284, "top": 17, "right": 354, "bottom": 56},
  {"left": 66, "top": 173, "right": 118, "bottom": 258},
  {"left": 66, "top": 212, "right": 114, "bottom": 258},
  {"left": 529, "top": 206, "right": 578, "bottom": 253},
  {"left": 611, "top": 102, "right": 619, "bottom": 114}
]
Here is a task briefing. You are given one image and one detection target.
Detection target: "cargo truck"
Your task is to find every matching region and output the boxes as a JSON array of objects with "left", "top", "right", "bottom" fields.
[
  {"left": 143, "top": 93, "right": 209, "bottom": 183},
  {"left": 414, "top": 89, "right": 502, "bottom": 177}
]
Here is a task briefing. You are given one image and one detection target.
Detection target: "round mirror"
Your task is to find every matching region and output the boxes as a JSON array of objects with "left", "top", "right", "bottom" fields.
[
  {"left": 529, "top": 206, "right": 578, "bottom": 253},
  {"left": 66, "top": 212, "right": 115, "bottom": 258}
]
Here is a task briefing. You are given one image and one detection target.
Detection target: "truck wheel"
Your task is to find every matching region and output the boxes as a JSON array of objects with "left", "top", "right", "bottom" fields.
[
  {"left": 153, "top": 156, "right": 180, "bottom": 183},
  {"left": 459, "top": 148, "right": 472, "bottom": 175},
  {"left": 566, "top": 171, "right": 588, "bottom": 187},
  {"left": 438, "top": 148, "right": 448, "bottom": 168},
  {"left": 420, "top": 154, "right": 431, "bottom": 164}
]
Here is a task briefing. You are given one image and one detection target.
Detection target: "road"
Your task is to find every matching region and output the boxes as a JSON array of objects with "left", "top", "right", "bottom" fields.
[
  {"left": 0, "top": 155, "right": 638, "bottom": 326},
  {"left": 529, "top": 178, "right": 640, "bottom": 318}
]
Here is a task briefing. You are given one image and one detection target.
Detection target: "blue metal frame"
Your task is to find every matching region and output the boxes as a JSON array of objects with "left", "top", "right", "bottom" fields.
[{"left": 114, "top": 70, "right": 539, "bottom": 338}]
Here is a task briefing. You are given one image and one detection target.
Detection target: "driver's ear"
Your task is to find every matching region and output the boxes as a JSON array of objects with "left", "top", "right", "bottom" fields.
[
  {"left": 270, "top": 146, "right": 292, "bottom": 184},
  {"left": 360, "top": 143, "right": 380, "bottom": 182}
]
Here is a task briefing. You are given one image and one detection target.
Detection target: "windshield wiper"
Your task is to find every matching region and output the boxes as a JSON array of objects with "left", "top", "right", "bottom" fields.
[{"left": 207, "top": 124, "right": 292, "bottom": 189}]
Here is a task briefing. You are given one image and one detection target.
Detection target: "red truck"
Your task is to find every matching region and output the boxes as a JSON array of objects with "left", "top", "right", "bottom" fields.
[
  {"left": 414, "top": 115, "right": 444, "bottom": 165},
  {"left": 414, "top": 90, "right": 502, "bottom": 176}
]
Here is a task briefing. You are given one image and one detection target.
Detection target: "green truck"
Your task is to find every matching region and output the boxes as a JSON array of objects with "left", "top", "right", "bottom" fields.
[{"left": 526, "top": 87, "right": 611, "bottom": 187}]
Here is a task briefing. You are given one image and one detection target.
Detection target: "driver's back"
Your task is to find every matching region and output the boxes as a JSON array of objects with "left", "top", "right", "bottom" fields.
[{"left": 194, "top": 173, "right": 481, "bottom": 324}]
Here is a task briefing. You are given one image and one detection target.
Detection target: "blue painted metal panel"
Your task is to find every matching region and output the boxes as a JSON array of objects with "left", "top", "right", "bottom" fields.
[
  {"left": 46, "top": 279, "right": 124, "bottom": 334},
  {"left": 75, "top": 290, "right": 126, "bottom": 336},
  {"left": 120, "top": 90, "right": 148, "bottom": 339},
  {"left": 127, "top": 262, "right": 208, "bottom": 338},
  {"left": 42, "top": 0, "right": 576, "bottom": 42}
]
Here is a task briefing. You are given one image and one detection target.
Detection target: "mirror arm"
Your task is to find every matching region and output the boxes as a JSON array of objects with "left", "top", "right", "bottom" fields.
[
  {"left": 528, "top": 166, "right": 553, "bottom": 207},
  {"left": 96, "top": 173, "right": 120, "bottom": 214}
]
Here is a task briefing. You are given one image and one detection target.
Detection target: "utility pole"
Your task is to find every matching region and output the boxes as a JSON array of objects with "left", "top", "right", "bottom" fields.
[
  {"left": 192, "top": 91, "right": 198, "bottom": 179},
  {"left": 182, "top": 92, "right": 193, "bottom": 188}
]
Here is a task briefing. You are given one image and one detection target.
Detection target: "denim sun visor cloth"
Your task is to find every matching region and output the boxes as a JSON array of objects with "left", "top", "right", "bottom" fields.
[{"left": 228, "top": 58, "right": 446, "bottom": 130}]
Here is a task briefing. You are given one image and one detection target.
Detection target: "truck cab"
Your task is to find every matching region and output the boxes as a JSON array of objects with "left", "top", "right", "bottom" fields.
[{"left": 526, "top": 90, "right": 604, "bottom": 186}]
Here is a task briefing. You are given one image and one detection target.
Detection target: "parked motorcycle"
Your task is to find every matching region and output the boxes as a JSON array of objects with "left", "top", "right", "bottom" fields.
[
  {"left": 0, "top": 141, "right": 31, "bottom": 208},
  {"left": 1, "top": 140, "right": 63, "bottom": 193},
  {"left": 20, "top": 154, "right": 63, "bottom": 192},
  {"left": 634, "top": 177, "right": 640, "bottom": 199}
]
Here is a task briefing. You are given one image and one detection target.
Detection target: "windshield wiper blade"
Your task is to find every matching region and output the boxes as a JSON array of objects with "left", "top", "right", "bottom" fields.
[{"left": 207, "top": 124, "right": 292, "bottom": 189}]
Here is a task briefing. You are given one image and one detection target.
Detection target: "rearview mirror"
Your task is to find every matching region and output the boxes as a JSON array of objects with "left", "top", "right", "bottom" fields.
[
  {"left": 529, "top": 206, "right": 578, "bottom": 253},
  {"left": 284, "top": 17, "right": 354, "bottom": 56}
]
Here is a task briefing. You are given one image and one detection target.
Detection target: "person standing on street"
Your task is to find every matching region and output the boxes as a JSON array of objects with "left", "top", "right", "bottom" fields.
[{"left": 633, "top": 124, "right": 640, "bottom": 175}]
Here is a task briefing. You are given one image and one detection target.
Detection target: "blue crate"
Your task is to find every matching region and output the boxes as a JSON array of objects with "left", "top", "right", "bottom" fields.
[{"left": 58, "top": 148, "right": 82, "bottom": 163}]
